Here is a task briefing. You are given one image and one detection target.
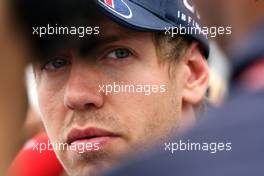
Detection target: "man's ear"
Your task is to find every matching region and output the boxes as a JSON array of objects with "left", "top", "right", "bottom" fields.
[{"left": 182, "top": 43, "right": 209, "bottom": 105}]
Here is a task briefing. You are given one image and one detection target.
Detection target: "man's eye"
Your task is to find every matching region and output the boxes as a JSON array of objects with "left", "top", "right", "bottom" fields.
[
  {"left": 106, "top": 49, "right": 131, "bottom": 59},
  {"left": 42, "top": 57, "right": 69, "bottom": 71}
]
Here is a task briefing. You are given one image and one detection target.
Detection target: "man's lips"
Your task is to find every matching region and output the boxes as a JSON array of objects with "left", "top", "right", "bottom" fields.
[{"left": 66, "top": 127, "right": 119, "bottom": 145}]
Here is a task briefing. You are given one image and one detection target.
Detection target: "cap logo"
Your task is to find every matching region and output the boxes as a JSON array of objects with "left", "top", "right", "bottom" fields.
[
  {"left": 98, "top": 0, "right": 133, "bottom": 19},
  {"left": 183, "top": 0, "right": 200, "bottom": 19}
]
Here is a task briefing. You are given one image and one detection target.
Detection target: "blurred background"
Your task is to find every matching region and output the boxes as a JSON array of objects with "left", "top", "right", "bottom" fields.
[{"left": 1, "top": 0, "right": 263, "bottom": 175}]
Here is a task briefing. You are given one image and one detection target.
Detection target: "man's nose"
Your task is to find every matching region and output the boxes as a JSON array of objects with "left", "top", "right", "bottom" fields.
[{"left": 64, "top": 64, "right": 104, "bottom": 111}]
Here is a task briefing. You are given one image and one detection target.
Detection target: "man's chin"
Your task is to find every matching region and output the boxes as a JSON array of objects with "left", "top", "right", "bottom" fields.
[
  {"left": 61, "top": 149, "right": 122, "bottom": 176},
  {"left": 68, "top": 163, "right": 110, "bottom": 176}
]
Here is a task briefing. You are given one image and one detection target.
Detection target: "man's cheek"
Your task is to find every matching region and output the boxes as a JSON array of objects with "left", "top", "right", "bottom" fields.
[
  {"left": 38, "top": 89, "right": 63, "bottom": 133},
  {"left": 38, "top": 85, "right": 62, "bottom": 112},
  {"left": 40, "top": 110, "right": 63, "bottom": 148},
  {"left": 38, "top": 93, "right": 53, "bottom": 118}
]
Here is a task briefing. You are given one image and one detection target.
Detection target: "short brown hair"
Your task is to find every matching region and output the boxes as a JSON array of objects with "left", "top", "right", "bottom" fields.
[
  {"left": 153, "top": 33, "right": 207, "bottom": 115},
  {"left": 153, "top": 33, "right": 193, "bottom": 64}
]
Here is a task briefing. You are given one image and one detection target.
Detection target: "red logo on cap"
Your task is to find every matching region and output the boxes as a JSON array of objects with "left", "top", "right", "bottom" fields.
[
  {"left": 98, "top": 0, "right": 132, "bottom": 19},
  {"left": 104, "top": 0, "right": 114, "bottom": 8}
]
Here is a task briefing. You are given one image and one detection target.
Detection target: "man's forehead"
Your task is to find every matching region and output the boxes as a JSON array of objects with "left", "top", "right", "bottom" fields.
[
  {"left": 32, "top": 14, "right": 148, "bottom": 61},
  {"left": 76, "top": 18, "right": 149, "bottom": 57},
  {"left": 33, "top": 16, "right": 149, "bottom": 62},
  {"left": 96, "top": 16, "right": 143, "bottom": 38}
]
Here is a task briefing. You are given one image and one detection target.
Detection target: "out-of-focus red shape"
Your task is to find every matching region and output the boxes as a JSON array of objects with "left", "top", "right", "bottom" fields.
[
  {"left": 239, "top": 58, "right": 264, "bottom": 92},
  {"left": 8, "top": 133, "right": 64, "bottom": 176}
]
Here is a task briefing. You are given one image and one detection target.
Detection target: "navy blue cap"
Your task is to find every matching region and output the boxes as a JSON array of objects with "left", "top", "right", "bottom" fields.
[{"left": 95, "top": 0, "right": 209, "bottom": 58}]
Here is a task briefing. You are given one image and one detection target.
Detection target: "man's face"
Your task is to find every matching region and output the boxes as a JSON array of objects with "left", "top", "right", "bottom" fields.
[{"left": 35, "top": 17, "right": 196, "bottom": 176}]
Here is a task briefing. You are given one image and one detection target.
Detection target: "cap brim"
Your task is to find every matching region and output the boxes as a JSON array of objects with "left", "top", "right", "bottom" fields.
[
  {"left": 95, "top": 0, "right": 209, "bottom": 58},
  {"left": 95, "top": 0, "right": 173, "bottom": 31}
]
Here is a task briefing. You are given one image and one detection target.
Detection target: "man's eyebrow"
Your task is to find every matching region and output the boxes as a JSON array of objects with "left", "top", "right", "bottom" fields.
[
  {"left": 97, "top": 35, "right": 129, "bottom": 44},
  {"left": 32, "top": 34, "right": 133, "bottom": 63},
  {"left": 79, "top": 34, "right": 131, "bottom": 56},
  {"left": 88, "top": 34, "right": 129, "bottom": 48}
]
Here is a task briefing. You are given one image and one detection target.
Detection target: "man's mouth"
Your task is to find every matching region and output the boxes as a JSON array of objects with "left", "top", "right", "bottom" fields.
[{"left": 66, "top": 127, "right": 119, "bottom": 152}]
